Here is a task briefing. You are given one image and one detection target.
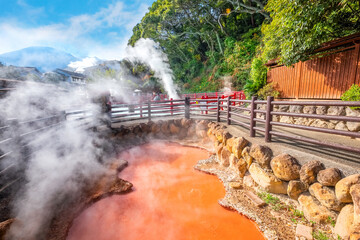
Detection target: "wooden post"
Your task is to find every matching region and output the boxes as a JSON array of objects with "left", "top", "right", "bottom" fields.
[
  {"left": 265, "top": 96, "right": 274, "bottom": 142},
  {"left": 295, "top": 61, "right": 303, "bottom": 99},
  {"left": 140, "top": 101, "right": 143, "bottom": 118},
  {"left": 227, "top": 96, "right": 231, "bottom": 125},
  {"left": 249, "top": 96, "right": 257, "bottom": 137},
  {"left": 148, "top": 102, "right": 151, "bottom": 122},
  {"left": 205, "top": 96, "right": 208, "bottom": 115},
  {"left": 221, "top": 95, "right": 224, "bottom": 111},
  {"left": 216, "top": 96, "right": 220, "bottom": 122},
  {"left": 170, "top": 98, "right": 173, "bottom": 116},
  {"left": 185, "top": 97, "right": 190, "bottom": 119}
]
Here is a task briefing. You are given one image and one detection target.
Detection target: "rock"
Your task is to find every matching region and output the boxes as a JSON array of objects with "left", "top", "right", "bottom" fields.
[
  {"left": 328, "top": 106, "right": 346, "bottom": 116},
  {"left": 336, "top": 174, "right": 360, "bottom": 203},
  {"left": 278, "top": 105, "right": 289, "bottom": 112},
  {"left": 215, "top": 143, "right": 224, "bottom": 162},
  {"left": 241, "top": 146, "right": 253, "bottom": 169},
  {"left": 169, "top": 123, "right": 180, "bottom": 134},
  {"left": 207, "top": 128, "right": 217, "bottom": 142},
  {"left": 327, "top": 122, "right": 336, "bottom": 129},
  {"left": 273, "top": 115, "right": 280, "bottom": 122},
  {"left": 215, "top": 129, "right": 232, "bottom": 143},
  {"left": 0, "top": 219, "right": 14, "bottom": 239},
  {"left": 249, "top": 163, "right": 288, "bottom": 194},
  {"left": 229, "top": 182, "right": 242, "bottom": 189},
  {"left": 249, "top": 144, "right": 273, "bottom": 169},
  {"left": 232, "top": 137, "right": 249, "bottom": 158},
  {"left": 317, "top": 168, "right": 342, "bottom": 186},
  {"left": 303, "top": 106, "right": 316, "bottom": 114},
  {"left": 335, "top": 121, "right": 349, "bottom": 131},
  {"left": 299, "top": 160, "right": 325, "bottom": 185},
  {"left": 160, "top": 121, "right": 170, "bottom": 135},
  {"left": 244, "top": 191, "right": 267, "bottom": 207},
  {"left": 298, "top": 194, "right": 337, "bottom": 223},
  {"left": 347, "top": 121, "right": 360, "bottom": 132},
  {"left": 196, "top": 129, "right": 207, "bottom": 139},
  {"left": 334, "top": 204, "right": 354, "bottom": 240},
  {"left": 350, "top": 184, "right": 360, "bottom": 225},
  {"left": 270, "top": 153, "right": 301, "bottom": 181},
  {"left": 280, "top": 116, "right": 295, "bottom": 124},
  {"left": 151, "top": 122, "right": 160, "bottom": 134},
  {"left": 229, "top": 154, "right": 239, "bottom": 168},
  {"left": 220, "top": 147, "right": 231, "bottom": 167},
  {"left": 196, "top": 120, "right": 209, "bottom": 130},
  {"left": 243, "top": 174, "right": 257, "bottom": 188},
  {"left": 346, "top": 107, "right": 360, "bottom": 117},
  {"left": 316, "top": 106, "right": 328, "bottom": 115},
  {"left": 295, "top": 117, "right": 308, "bottom": 126},
  {"left": 295, "top": 224, "right": 313, "bottom": 240},
  {"left": 178, "top": 128, "right": 188, "bottom": 139},
  {"left": 290, "top": 105, "right": 304, "bottom": 113},
  {"left": 310, "top": 119, "right": 328, "bottom": 128},
  {"left": 235, "top": 157, "right": 247, "bottom": 178},
  {"left": 226, "top": 137, "right": 235, "bottom": 152},
  {"left": 181, "top": 118, "right": 192, "bottom": 128},
  {"left": 309, "top": 183, "right": 344, "bottom": 211},
  {"left": 288, "top": 180, "right": 308, "bottom": 200}
]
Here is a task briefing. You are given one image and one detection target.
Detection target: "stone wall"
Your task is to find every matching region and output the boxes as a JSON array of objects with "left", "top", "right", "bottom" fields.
[
  {"left": 256, "top": 105, "right": 360, "bottom": 132},
  {"left": 207, "top": 121, "right": 360, "bottom": 240}
]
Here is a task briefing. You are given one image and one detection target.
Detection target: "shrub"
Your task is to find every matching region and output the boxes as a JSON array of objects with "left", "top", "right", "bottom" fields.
[
  {"left": 257, "top": 82, "right": 280, "bottom": 100},
  {"left": 244, "top": 57, "right": 268, "bottom": 98},
  {"left": 341, "top": 84, "right": 360, "bottom": 109}
]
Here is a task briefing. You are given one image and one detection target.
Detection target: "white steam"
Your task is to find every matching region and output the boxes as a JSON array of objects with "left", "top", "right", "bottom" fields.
[
  {"left": 68, "top": 57, "right": 100, "bottom": 73},
  {"left": 124, "top": 39, "right": 179, "bottom": 99}
]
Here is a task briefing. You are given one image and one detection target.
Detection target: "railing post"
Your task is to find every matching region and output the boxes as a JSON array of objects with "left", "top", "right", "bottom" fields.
[
  {"left": 170, "top": 98, "right": 173, "bottom": 116},
  {"left": 148, "top": 102, "right": 151, "bottom": 122},
  {"left": 265, "top": 96, "right": 274, "bottom": 142},
  {"left": 205, "top": 96, "right": 208, "bottom": 115},
  {"left": 249, "top": 96, "right": 257, "bottom": 137},
  {"left": 221, "top": 95, "right": 224, "bottom": 111},
  {"left": 185, "top": 97, "right": 190, "bottom": 119},
  {"left": 140, "top": 101, "right": 143, "bottom": 118},
  {"left": 216, "top": 96, "right": 220, "bottom": 122},
  {"left": 227, "top": 96, "right": 231, "bottom": 125}
]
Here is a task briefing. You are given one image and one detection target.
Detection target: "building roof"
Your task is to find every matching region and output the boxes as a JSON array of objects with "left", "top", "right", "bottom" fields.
[{"left": 55, "top": 69, "right": 86, "bottom": 78}]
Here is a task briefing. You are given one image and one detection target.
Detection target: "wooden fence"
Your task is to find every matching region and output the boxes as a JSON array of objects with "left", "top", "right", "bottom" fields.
[
  {"left": 267, "top": 44, "right": 360, "bottom": 99},
  {"left": 111, "top": 97, "right": 360, "bottom": 154}
]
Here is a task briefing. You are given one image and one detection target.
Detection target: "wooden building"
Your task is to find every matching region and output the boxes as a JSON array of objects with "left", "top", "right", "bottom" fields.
[{"left": 266, "top": 33, "right": 360, "bottom": 99}]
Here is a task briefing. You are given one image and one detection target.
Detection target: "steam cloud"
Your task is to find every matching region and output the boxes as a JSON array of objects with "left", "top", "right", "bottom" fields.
[
  {"left": 0, "top": 37, "right": 180, "bottom": 239},
  {"left": 124, "top": 38, "right": 179, "bottom": 99}
]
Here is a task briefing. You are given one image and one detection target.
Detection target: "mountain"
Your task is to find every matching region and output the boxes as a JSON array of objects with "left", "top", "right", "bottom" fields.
[{"left": 0, "top": 47, "right": 80, "bottom": 72}]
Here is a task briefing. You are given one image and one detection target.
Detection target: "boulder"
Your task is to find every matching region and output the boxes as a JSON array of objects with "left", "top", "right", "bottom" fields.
[
  {"left": 316, "top": 106, "right": 328, "bottom": 115},
  {"left": 160, "top": 121, "right": 170, "bottom": 135},
  {"left": 220, "top": 147, "right": 231, "bottom": 167},
  {"left": 226, "top": 137, "right": 235, "bottom": 152},
  {"left": 196, "top": 129, "right": 207, "bottom": 139},
  {"left": 280, "top": 116, "right": 295, "bottom": 124},
  {"left": 169, "top": 123, "right": 180, "bottom": 134},
  {"left": 335, "top": 174, "right": 360, "bottom": 203},
  {"left": 243, "top": 174, "right": 257, "bottom": 188},
  {"left": 234, "top": 157, "right": 247, "bottom": 178},
  {"left": 215, "top": 143, "right": 224, "bottom": 162},
  {"left": 303, "top": 106, "right": 316, "bottom": 114},
  {"left": 289, "top": 105, "right": 304, "bottom": 113},
  {"left": 317, "top": 168, "right": 342, "bottom": 187},
  {"left": 298, "top": 194, "right": 337, "bottom": 223},
  {"left": 346, "top": 107, "right": 360, "bottom": 132},
  {"left": 350, "top": 184, "right": 360, "bottom": 225},
  {"left": 0, "top": 219, "right": 14, "bottom": 239},
  {"left": 249, "top": 144, "right": 273, "bottom": 169},
  {"left": 215, "top": 129, "right": 232, "bottom": 143},
  {"left": 181, "top": 118, "right": 192, "bottom": 128},
  {"left": 334, "top": 204, "right": 354, "bottom": 240},
  {"left": 327, "top": 106, "right": 346, "bottom": 120},
  {"left": 299, "top": 160, "right": 325, "bottom": 185},
  {"left": 278, "top": 105, "right": 289, "bottom": 112},
  {"left": 151, "top": 122, "right": 161, "bottom": 133},
  {"left": 287, "top": 180, "right": 308, "bottom": 200},
  {"left": 178, "top": 128, "right": 188, "bottom": 139},
  {"left": 196, "top": 120, "right": 209, "bottom": 130},
  {"left": 241, "top": 146, "right": 253, "bottom": 169},
  {"left": 309, "top": 183, "right": 344, "bottom": 211},
  {"left": 249, "top": 163, "right": 288, "bottom": 194},
  {"left": 295, "top": 224, "right": 313, "bottom": 240},
  {"left": 232, "top": 137, "right": 249, "bottom": 158},
  {"left": 207, "top": 128, "right": 217, "bottom": 142},
  {"left": 270, "top": 153, "right": 301, "bottom": 181},
  {"left": 294, "top": 117, "right": 308, "bottom": 126},
  {"left": 335, "top": 121, "right": 349, "bottom": 131},
  {"left": 310, "top": 119, "right": 328, "bottom": 128},
  {"left": 229, "top": 154, "right": 239, "bottom": 168}
]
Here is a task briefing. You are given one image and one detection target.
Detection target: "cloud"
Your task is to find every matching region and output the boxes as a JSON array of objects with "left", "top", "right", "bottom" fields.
[
  {"left": 17, "top": 0, "right": 45, "bottom": 17},
  {"left": 68, "top": 57, "right": 100, "bottom": 72},
  {"left": 0, "top": 1, "right": 150, "bottom": 60}
]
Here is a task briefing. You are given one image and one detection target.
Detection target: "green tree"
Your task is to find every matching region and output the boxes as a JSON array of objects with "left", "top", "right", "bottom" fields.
[{"left": 261, "top": 0, "right": 360, "bottom": 66}]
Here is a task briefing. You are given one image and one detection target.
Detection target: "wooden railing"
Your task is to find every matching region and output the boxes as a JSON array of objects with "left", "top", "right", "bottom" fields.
[{"left": 110, "top": 96, "right": 360, "bottom": 154}]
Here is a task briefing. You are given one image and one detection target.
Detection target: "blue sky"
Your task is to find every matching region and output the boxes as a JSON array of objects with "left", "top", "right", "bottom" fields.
[{"left": 0, "top": 0, "right": 155, "bottom": 59}]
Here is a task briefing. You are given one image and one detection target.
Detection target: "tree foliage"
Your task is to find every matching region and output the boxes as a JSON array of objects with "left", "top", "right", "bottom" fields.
[{"left": 261, "top": 0, "right": 360, "bottom": 66}]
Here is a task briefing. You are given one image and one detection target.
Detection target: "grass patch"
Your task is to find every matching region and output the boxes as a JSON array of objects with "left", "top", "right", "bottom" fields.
[
  {"left": 312, "top": 230, "right": 329, "bottom": 240},
  {"left": 257, "top": 192, "right": 285, "bottom": 210}
]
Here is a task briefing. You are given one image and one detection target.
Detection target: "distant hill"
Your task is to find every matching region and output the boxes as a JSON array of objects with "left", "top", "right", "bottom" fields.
[{"left": 0, "top": 47, "right": 79, "bottom": 72}]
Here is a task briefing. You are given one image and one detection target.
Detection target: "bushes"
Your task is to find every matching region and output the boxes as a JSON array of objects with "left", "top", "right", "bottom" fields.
[
  {"left": 244, "top": 57, "right": 268, "bottom": 98},
  {"left": 257, "top": 82, "right": 280, "bottom": 100},
  {"left": 341, "top": 84, "right": 360, "bottom": 109}
]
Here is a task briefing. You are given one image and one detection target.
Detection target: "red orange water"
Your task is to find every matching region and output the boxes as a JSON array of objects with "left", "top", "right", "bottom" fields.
[{"left": 67, "top": 142, "right": 264, "bottom": 240}]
